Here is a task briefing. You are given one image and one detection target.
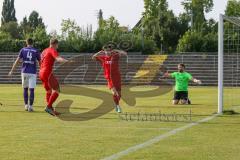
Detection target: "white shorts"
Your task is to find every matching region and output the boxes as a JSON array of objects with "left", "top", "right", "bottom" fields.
[{"left": 21, "top": 73, "right": 37, "bottom": 89}]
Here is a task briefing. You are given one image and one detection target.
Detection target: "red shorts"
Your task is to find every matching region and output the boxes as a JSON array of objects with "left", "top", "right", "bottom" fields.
[
  {"left": 107, "top": 78, "right": 121, "bottom": 91},
  {"left": 39, "top": 72, "right": 59, "bottom": 91}
]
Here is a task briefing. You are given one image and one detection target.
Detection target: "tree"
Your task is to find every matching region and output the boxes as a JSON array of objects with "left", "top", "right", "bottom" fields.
[
  {"left": 177, "top": 24, "right": 217, "bottom": 53},
  {"left": 177, "top": 0, "right": 217, "bottom": 53},
  {"left": 1, "top": 0, "right": 17, "bottom": 25},
  {"left": 94, "top": 16, "right": 122, "bottom": 50},
  {"left": 0, "top": 30, "right": 11, "bottom": 39},
  {"left": 0, "top": 21, "right": 20, "bottom": 38},
  {"left": 182, "top": 0, "right": 213, "bottom": 31},
  {"left": 225, "top": 0, "right": 240, "bottom": 17},
  {"left": 28, "top": 11, "right": 45, "bottom": 29},
  {"left": 142, "top": 0, "right": 188, "bottom": 53},
  {"left": 177, "top": 13, "right": 190, "bottom": 36},
  {"left": 60, "top": 19, "right": 93, "bottom": 52},
  {"left": 19, "top": 16, "right": 31, "bottom": 37},
  {"left": 61, "top": 19, "right": 81, "bottom": 39},
  {"left": 31, "top": 27, "right": 49, "bottom": 50},
  {"left": 97, "top": 9, "right": 104, "bottom": 28},
  {"left": 19, "top": 11, "right": 46, "bottom": 38}
]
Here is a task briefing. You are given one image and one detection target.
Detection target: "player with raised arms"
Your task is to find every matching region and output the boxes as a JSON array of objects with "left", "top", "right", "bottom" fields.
[
  {"left": 8, "top": 38, "right": 41, "bottom": 112},
  {"left": 39, "top": 38, "right": 68, "bottom": 116},
  {"left": 92, "top": 44, "right": 127, "bottom": 113},
  {"left": 164, "top": 63, "right": 202, "bottom": 105}
]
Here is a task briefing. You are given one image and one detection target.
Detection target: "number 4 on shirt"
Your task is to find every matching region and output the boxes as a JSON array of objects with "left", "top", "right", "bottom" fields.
[{"left": 27, "top": 51, "right": 32, "bottom": 61}]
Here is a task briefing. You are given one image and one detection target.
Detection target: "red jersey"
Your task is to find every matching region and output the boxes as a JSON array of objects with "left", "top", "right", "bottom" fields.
[
  {"left": 96, "top": 51, "right": 121, "bottom": 79},
  {"left": 40, "top": 48, "right": 59, "bottom": 75}
]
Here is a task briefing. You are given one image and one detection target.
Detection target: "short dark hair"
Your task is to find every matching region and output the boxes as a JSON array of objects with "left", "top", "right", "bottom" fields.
[
  {"left": 178, "top": 63, "right": 186, "bottom": 68},
  {"left": 50, "top": 38, "right": 59, "bottom": 45},
  {"left": 107, "top": 44, "right": 113, "bottom": 49},
  {"left": 26, "top": 38, "right": 34, "bottom": 45}
]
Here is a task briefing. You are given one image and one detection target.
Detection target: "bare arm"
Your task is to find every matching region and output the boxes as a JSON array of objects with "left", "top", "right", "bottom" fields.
[
  {"left": 192, "top": 78, "right": 202, "bottom": 85},
  {"left": 113, "top": 49, "right": 127, "bottom": 56},
  {"left": 55, "top": 56, "right": 68, "bottom": 63},
  {"left": 163, "top": 72, "right": 171, "bottom": 78},
  {"left": 92, "top": 51, "right": 103, "bottom": 60},
  {"left": 8, "top": 57, "right": 21, "bottom": 76}
]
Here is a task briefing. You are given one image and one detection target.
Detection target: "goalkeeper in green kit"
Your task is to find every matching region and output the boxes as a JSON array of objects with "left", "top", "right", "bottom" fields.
[{"left": 164, "top": 63, "right": 202, "bottom": 105}]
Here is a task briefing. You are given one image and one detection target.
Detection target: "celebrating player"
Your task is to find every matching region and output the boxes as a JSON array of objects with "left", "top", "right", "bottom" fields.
[
  {"left": 39, "top": 39, "right": 68, "bottom": 116},
  {"left": 92, "top": 44, "right": 127, "bottom": 113},
  {"left": 164, "top": 63, "right": 202, "bottom": 105},
  {"left": 8, "top": 38, "right": 41, "bottom": 112}
]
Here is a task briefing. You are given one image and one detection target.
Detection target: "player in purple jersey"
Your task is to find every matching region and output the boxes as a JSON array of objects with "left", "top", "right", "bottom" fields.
[{"left": 8, "top": 38, "right": 41, "bottom": 112}]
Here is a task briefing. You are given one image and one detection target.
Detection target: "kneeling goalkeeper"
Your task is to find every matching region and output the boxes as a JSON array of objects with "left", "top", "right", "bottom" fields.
[{"left": 164, "top": 63, "right": 202, "bottom": 105}]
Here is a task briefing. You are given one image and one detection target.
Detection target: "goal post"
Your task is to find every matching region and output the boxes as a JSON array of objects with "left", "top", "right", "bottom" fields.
[
  {"left": 218, "top": 14, "right": 240, "bottom": 114},
  {"left": 218, "top": 14, "right": 224, "bottom": 114}
]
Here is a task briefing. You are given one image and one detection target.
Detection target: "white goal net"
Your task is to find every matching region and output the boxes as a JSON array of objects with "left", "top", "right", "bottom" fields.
[{"left": 219, "top": 14, "right": 240, "bottom": 113}]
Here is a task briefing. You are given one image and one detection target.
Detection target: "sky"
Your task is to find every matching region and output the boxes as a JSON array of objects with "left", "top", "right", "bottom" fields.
[{"left": 0, "top": 0, "right": 229, "bottom": 33}]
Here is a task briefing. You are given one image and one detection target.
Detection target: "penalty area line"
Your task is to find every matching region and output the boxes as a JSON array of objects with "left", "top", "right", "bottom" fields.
[{"left": 101, "top": 114, "right": 219, "bottom": 160}]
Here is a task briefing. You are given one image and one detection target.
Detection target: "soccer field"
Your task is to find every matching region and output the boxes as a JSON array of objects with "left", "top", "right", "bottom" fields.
[{"left": 0, "top": 85, "right": 240, "bottom": 160}]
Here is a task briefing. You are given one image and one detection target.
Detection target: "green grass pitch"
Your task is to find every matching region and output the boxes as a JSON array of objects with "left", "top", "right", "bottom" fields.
[{"left": 0, "top": 84, "right": 240, "bottom": 160}]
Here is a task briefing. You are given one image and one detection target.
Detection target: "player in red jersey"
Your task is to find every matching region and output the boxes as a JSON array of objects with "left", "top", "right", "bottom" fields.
[
  {"left": 39, "top": 39, "right": 68, "bottom": 116},
  {"left": 92, "top": 44, "right": 127, "bottom": 113}
]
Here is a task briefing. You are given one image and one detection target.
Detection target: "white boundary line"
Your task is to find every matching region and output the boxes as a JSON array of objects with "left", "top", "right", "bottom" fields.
[{"left": 101, "top": 114, "right": 219, "bottom": 160}]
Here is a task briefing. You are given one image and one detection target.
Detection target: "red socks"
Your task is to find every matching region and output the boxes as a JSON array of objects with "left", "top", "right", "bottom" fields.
[
  {"left": 47, "top": 92, "right": 59, "bottom": 108},
  {"left": 113, "top": 94, "right": 121, "bottom": 105},
  {"left": 46, "top": 91, "right": 52, "bottom": 103}
]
